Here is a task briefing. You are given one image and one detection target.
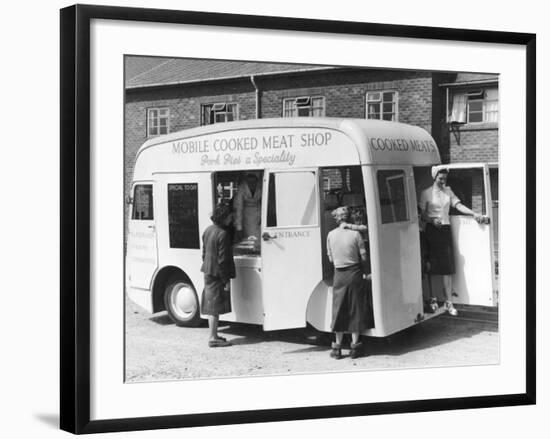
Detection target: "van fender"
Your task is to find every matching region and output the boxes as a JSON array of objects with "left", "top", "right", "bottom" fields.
[
  {"left": 151, "top": 266, "right": 194, "bottom": 313},
  {"left": 305, "top": 279, "right": 333, "bottom": 332}
]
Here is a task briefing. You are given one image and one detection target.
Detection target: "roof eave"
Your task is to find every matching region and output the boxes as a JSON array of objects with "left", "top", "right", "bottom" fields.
[
  {"left": 125, "top": 66, "right": 338, "bottom": 90},
  {"left": 439, "top": 78, "right": 499, "bottom": 88}
]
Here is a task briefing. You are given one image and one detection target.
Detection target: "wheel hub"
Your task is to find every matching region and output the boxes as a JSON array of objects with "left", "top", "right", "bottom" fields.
[{"left": 171, "top": 284, "right": 197, "bottom": 319}]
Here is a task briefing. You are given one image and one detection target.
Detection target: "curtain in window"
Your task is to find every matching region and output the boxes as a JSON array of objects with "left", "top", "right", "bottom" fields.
[
  {"left": 485, "top": 88, "right": 498, "bottom": 123},
  {"left": 450, "top": 92, "right": 467, "bottom": 123}
]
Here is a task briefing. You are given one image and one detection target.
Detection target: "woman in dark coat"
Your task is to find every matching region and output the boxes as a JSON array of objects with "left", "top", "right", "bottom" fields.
[{"left": 201, "top": 202, "right": 236, "bottom": 347}]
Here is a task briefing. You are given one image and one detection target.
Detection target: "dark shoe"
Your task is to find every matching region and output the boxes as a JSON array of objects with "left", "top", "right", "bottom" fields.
[
  {"left": 349, "top": 342, "right": 364, "bottom": 359},
  {"left": 330, "top": 342, "right": 342, "bottom": 359},
  {"left": 208, "top": 339, "right": 232, "bottom": 347}
]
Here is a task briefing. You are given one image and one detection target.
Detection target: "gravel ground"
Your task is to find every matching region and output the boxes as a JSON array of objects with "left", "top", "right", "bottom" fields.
[{"left": 125, "top": 299, "right": 499, "bottom": 383}]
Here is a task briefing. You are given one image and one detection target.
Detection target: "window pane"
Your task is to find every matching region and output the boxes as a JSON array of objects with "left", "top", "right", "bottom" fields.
[
  {"left": 202, "top": 106, "right": 211, "bottom": 125},
  {"left": 485, "top": 99, "right": 498, "bottom": 122},
  {"left": 383, "top": 92, "right": 395, "bottom": 102},
  {"left": 132, "top": 185, "right": 154, "bottom": 220},
  {"left": 383, "top": 102, "right": 394, "bottom": 113},
  {"left": 382, "top": 113, "right": 394, "bottom": 121},
  {"left": 159, "top": 126, "right": 168, "bottom": 135},
  {"left": 212, "top": 103, "right": 226, "bottom": 111},
  {"left": 267, "top": 172, "right": 317, "bottom": 227},
  {"left": 368, "top": 103, "right": 380, "bottom": 119},
  {"left": 367, "top": 92, "right": 381, "bottom": 101},
  {"left": 468, "top": 100, "right": 483, "bottom": 122},
  {"left": 297, "top": 107, "right": 310, "bottom": 117},
  {"left": 311, "top": 97, "right": 323, "bottom": 106},
  {"left": 377, "top": 170, "right": 408, "bottom": 223},
  {"left": 283, "top": 100, "right": 295, "bottom": 117},
  {"left": 468, "top": 111, "right": 483, "bottom": 123},
  {"left": 312, "top": 107, "right": 323, "bottom": 116},
  {"left": 469, "top": 101, "right": 483, "bottom": 111},
  {"left": 167, "top": 183, "right": 200, "bottom": 249}
]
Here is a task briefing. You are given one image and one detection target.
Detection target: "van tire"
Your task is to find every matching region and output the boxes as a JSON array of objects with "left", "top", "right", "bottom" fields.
[{"left": 164, "top": 277, "right": 202, "bottom": 327}]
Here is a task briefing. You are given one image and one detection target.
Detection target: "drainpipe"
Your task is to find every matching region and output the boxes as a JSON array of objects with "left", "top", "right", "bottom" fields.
[
  {"left": 250, "top": 75, "right": 260, "bottom": 119},
  {"left": 446, "top": 86, "right": 449, "bottom": 123}
]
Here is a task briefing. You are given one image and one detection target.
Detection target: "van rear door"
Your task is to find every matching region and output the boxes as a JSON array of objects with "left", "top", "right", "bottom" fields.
[
  {"left": 443, "top": 163, "right": 497, "bottom": 306},
  {"left": 127, "top": 182, "right": 158, "bottom": 291}
]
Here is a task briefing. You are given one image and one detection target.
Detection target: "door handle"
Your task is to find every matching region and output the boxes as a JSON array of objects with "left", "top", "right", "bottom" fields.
[
  {"left": 147, "top": 225, "right": 156, "bottom": 230},
  {"left": 262, "top": 232, "right": 277, "bottom": 241}
]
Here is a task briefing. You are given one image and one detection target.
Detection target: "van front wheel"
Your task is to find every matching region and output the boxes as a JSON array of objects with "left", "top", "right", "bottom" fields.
[{"left": 164, "top": 278, "right": 202, "bottom": 327}]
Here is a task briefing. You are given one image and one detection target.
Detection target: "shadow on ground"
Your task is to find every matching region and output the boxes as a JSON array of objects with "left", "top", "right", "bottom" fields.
[{"left": 213, "top": 309, "right": 498, "bottom": 357}]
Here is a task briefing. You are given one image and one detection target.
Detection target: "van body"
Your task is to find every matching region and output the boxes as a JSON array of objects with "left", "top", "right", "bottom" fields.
[{"left": 126, "top": 118, "right": 497, "bottom": 337}]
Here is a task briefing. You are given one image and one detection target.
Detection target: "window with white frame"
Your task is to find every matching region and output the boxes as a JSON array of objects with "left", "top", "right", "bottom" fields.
[
  {"left": 147, "top": 107, "right": 169, "bottom": 137},
  {"left": 449, "top": 87, "right": 498, "bottom": 124},
  {"left": 283, "top": 96, "right": 325, "bottom": 117},
  {"left": 366, "top": 91, "right": 398, "bottom": 121},
  {"left": 201, "top": 103, "right": 238, "bottom": 125}
]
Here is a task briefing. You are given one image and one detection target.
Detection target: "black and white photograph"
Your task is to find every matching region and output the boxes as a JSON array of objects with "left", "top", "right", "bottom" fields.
[
  {"left": 4, "top": 0, "right": 546, "bottom": 438},
  {"left": 60, "top": 4, "right": 535, "bottom": 433},
  {"left": 59, "top": 4, "right": 535, "bottom": 432},
  {"left": 124, "top": 57, "right": 501, "bottom": 382}
]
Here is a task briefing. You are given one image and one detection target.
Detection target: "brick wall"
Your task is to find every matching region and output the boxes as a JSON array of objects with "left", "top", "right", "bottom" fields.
[
  {"left": 124, "top": 69, "right": 499, "bottom": 229},
  {"left": 124, "top": 69, "right": 441, "bottom": 218},
  {"left": 125, "top": 81, "right": 256, "bottom": 222},
  {"left": 449, "top": 124, "right": 499, "bottom": 163},
  {"left": 259, "top": 69, "right": 435, "bottom": 132}
]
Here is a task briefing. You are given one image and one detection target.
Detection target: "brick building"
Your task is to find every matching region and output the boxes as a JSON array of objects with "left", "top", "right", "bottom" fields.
[{"left": 124, "top": 57, "right": 498, "bottom": 214}]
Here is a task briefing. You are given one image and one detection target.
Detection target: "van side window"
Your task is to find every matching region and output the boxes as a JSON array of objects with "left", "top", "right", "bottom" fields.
[
  {"left": 131, "top": 185, "right": 154, "bottom": 220},
  {"left": 377, "top": 170, "right": 408, "bottom": 223},
  {"left": 267, "top": 171, "right": 317, "bottom": 227},
  {"left": 168, "top": 183, "right": 200, "bottom": 249}
]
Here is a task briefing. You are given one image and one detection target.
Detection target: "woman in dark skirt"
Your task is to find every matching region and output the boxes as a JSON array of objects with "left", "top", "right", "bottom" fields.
[
  {"left": 200, "top": 202, "right": 236, "bottom": 347},
  {"left": 419, "top": 168, "right": 484, "bottom": 316},
  {"left": 326, "top": 206, "right": 373, "bottom": 359}
]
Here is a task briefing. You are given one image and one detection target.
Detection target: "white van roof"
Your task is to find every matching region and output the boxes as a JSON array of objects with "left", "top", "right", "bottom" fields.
[{"left": 133, "top": 118, "right": 441, "bottom": 180}]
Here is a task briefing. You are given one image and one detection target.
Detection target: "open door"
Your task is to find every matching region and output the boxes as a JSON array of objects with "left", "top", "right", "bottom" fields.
[
  {"left": 443, "top": 163, "right": 497, "bottom": 306},
  {"left": 127, "top": 182, "right": 158, "bottom": 291},
  {"left": 261, "top": 169, "right": 322, "bottom": 330}
]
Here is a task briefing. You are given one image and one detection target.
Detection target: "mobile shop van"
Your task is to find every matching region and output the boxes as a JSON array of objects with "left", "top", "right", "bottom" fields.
[{"left": 126, "top": 118, "right": 497, "bottom": 337}]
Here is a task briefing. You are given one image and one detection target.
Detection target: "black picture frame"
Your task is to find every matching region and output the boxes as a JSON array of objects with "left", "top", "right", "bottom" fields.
[{"left": 60, "top": 4, "right": 536, "bottom": 434}]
